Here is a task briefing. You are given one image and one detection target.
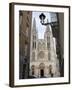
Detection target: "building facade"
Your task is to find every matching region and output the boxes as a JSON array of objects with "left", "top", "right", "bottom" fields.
[
  {"left": 50, "top": 12, "right": 64, "bottom": 76},
  {"left": 19, "top": 11, "right": 32, "bottom": 79},
  {"left": 29, "top": 18, "right": 60, "bottom": 78}
]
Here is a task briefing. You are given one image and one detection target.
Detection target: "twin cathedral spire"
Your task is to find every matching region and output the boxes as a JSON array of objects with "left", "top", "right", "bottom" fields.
[
  {"left": 32, "top": 18, "right": 52, "bottom": 40},
  {"left": 32, "top": 18, "right": 53, "bottom": 50}
]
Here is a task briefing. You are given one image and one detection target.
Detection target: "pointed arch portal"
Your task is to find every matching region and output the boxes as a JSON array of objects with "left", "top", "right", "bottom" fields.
[{"left": 39, "top": 63, "right": 45, "bottom": 77}]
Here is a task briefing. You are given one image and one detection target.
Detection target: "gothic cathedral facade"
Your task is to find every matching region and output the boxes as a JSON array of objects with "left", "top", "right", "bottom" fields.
[{"left": 29, "top": 18, "right": 60, "bottom": 78}]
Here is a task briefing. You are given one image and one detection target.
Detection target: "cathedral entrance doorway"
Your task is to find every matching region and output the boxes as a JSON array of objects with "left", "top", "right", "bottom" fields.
[
  {"left": 39, "top": 63, "right": 45, "bottom": 77},
  {"left": 40, "top": 69, "right": 44, "bottom": 77}
]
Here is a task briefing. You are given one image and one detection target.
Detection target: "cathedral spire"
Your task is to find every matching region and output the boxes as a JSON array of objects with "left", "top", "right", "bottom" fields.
[
  {"left": 46, "top": 19, "right": 51, "bottom": 32},
  {"left": 44, "top": 19, "right": 53, "bottom": 39},
  {"left": 32, "top": 18, "right": 36, "bottom": 31}
]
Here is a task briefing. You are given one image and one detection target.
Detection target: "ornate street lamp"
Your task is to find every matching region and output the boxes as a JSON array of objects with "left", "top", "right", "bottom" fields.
[
  {"left": 39, "top": 13, "right": 46, "bottom": 24},
  {"left": 39, "top": 13, "right": 58, "bottom": 26}
]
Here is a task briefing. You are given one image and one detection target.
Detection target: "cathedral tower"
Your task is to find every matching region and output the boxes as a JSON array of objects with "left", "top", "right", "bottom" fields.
[
  {"left": 30, "top": 18, "right": 60, "bottom": 78},
  {"left": 30, "top": 18, "right": 38, "bottom": 76}
]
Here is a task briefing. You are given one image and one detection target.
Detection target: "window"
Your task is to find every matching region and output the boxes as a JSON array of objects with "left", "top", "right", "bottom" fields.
[
  {"left": 35, "top": 42, "right": 36, "bottom": 49},
  {"left": 32, "top": 42, "right": 34, "bottom": 49},
  {"left": 32, "top": 41, "right": 36, "bottom": 49},
  {"left": 48, "top": 52, "right": 51, "bottom": 60},
  {"left": 33, "top": 35, "right": 36, "bottom": 40},
  {"left": 33, "top": 36, "right": 34, "bottom": 40},
  {"left": 47, "top": 36, "right": 50, "bottom": 49}
]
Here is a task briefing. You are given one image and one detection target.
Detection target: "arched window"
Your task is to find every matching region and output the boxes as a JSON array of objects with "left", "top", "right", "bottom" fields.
[
  {"left": 32, "top": 42, "right": 34, "bottom": 49},
  {"left": 48, "top": 52, "right": 51, "bottom": 60},
  {"left": 32, "top": 41, "right": 36, "bottom": 49},
  {"left": 35, "top": 42, "right": 36, "bottom": 49}
]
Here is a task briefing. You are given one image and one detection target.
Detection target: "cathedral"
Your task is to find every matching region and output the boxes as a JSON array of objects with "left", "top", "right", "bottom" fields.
[{"left": 29, "top": 18, "right": 60, "bottom": 78}]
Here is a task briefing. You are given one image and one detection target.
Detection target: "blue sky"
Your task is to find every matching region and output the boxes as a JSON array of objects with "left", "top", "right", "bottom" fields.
[{"left": 32, "top": 11, "right": 51, "bottom": 39}]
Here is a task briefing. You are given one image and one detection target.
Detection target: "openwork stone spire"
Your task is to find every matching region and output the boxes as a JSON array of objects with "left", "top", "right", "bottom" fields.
[
  {"left": 32, "top": 18, "right": 37, "bottom": 31},
  {"left": 46, "top": 19, "right": 51, "bottom": 32}
]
